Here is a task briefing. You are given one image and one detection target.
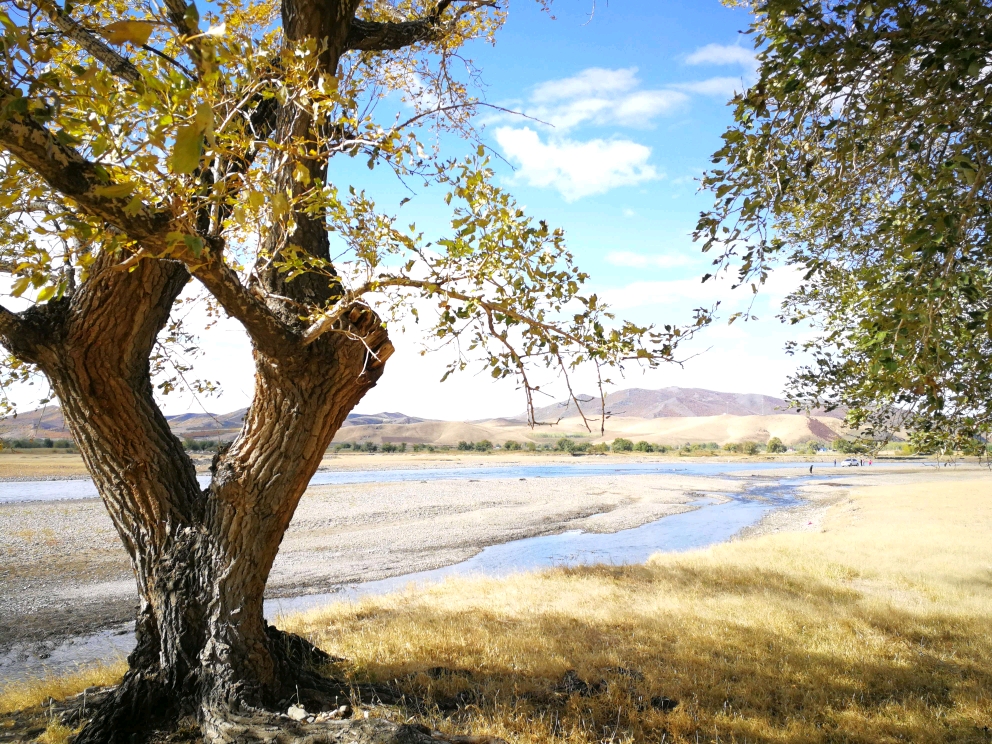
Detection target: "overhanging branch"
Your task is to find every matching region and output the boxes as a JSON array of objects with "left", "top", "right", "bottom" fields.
[
  {"left": 35, "top": 0, "right": 142, "bottom": 85},
  {"left": 0, "top": 83, "right": 297, "bottom": 357},
  {"left": 345, "top": 0, "right": 468, "bottom": 52}
]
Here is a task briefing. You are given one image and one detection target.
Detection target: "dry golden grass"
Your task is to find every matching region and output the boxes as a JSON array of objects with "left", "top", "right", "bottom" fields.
[
  {"left": 283, "top": 478, "right": 992, "bottom": 744},
  {"left": 0, "top": 661, "right": 127, "bottom": 715},
  {"left": 0, "top": 452, "right": 89, "bottom": 479}
]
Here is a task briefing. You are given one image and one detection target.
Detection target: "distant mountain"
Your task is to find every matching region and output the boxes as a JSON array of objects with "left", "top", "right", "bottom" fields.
[
  {"left": 519, "top": 387, "right": 845, "bottom": 422},
  {"left": 0, "top": 406, "right": 432, "bottom": 441}
]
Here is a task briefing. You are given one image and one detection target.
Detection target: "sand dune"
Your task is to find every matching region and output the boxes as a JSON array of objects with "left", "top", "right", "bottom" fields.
[{"left": 331, "top": 413, "right": 849, "bottom": 447}]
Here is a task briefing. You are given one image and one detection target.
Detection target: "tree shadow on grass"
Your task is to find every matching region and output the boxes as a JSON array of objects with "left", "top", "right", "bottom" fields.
[{"left": 290, "top": 563, "right": 992, "bottom": 744}]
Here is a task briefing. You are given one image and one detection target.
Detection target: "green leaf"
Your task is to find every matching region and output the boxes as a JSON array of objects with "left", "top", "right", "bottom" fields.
[
  {"left": 183, "top": 235, "right": 204, "bottom": 258},
  {"left": 170, "top": 126, "right": 203, "bottom": 174}
]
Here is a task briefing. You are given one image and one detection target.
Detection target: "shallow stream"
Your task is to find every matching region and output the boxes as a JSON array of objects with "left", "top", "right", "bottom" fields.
[
  {"left": 0, "top": 459, "right": 819, "bottom": 504},
  {"left": 0, "top": 470, "right": 804, "bottom": 682}
]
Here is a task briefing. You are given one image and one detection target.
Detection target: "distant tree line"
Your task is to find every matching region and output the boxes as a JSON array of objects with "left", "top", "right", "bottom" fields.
[{"left": 2, "top": 437, "right": 77, "bottom": 451}]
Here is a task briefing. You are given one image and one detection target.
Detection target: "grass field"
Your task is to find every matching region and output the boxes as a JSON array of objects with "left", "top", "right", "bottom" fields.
[
  {"left": 282, "top": 477, "right": 992, "bottom": 744},
  {"left": 3, "top": 476, "right": 990, "bottom": 743}
]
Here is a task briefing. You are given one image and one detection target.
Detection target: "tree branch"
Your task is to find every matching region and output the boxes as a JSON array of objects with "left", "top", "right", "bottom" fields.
[
  {"left": 344, "top": 0, "right": 457, "bottom": 52},
  {"left": 35, "top": 0, "right": 142, "bottom": 85},
  {"left": 161, "top": 0, "right": 206, "bottom": 77},
  {"left": 0, "top": 81, "right": 167, "bottom": 241},
  {"left": 0, "top": 82, "right": 297, "bottom": 357}
]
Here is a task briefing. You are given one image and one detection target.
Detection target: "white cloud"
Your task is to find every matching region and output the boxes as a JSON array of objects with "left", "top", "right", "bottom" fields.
[
  {"left": 526, "top": 67, "right": 687, "bottom": 131},
  {"left": 605, "top": 251, "right": 693, "bottom": 269},
  {"left": 685, "top": 43, "right": 757, "bottom": 72},
  {"left": 494, "top": 127, "right": 660, "bottom": 201},
  {"left": 532, "top": 67, "right": 639, "bottom": 102},
  {"left": 673, "top": 76, "right": 748, "bottom": 98}
]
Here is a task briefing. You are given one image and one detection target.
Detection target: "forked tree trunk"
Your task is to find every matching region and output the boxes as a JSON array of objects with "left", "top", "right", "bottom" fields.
[{"left": 10, "top": 255, "right": 438, "bottom": 743}]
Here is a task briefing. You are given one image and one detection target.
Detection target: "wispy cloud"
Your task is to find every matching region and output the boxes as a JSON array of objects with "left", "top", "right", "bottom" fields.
[
  {"left": 672, "top": 76, "right": 748, "bottom": 98},
  {"left": 494, "top": 127, "right": 660, "bottom": 201},
  {"left": 526, "top": 67, "right": 687, "bottom": 131},
  {"left": 685, "top": 43, "right": 757, "bottom": 72}
]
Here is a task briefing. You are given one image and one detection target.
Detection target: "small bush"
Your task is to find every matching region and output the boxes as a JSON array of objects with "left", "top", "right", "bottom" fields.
[
  {"left": 556, "top": 437, "right": 576, "bottom": 452},
  {"left": 741, "top": 441, "right": 761, "bottom": 455},
  {"left": 634, "top": 441, "right": 654, "bottom": 452},
  {"left": 475, "top": 440, "right": 493, "bottom": 452},
  {"left": 362, "top": 441, "right": 378, "bottom": 452},
  {"left": 381, "top": 442, "right": 398, "bottom": 453},
  {"left": 767, "top": 437, "right": 787, "bottom": 454},
  {"left": 457, "top": 441, "right": 473, "bottom": 451},
  {"left": 612, "top": 438, "right": 634, "bottom": 452},
  {"left": 503, "top": 440, "right": 521, "bottom": 451}
]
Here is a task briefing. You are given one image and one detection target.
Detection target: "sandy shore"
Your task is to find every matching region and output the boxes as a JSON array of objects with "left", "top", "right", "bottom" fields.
[
  {"left": 0, "top": 470, "right": 735, "bottom": 651},
  {"left": 0, "top": 458, "right": 976, "bottom": 663}
]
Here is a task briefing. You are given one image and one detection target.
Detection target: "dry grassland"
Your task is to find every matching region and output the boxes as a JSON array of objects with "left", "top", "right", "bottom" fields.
[
  {"left": 0, "top": 453, "right": 89, "bottom": 480},
  {"left": 0, "top": 661, "right": 126, "bottom": 715},
  {"left": 3, "top": 477, "right": 989, "bottom": 744},
  {"left": 280, "top": 478, "right": 992, "bottom": 744}
]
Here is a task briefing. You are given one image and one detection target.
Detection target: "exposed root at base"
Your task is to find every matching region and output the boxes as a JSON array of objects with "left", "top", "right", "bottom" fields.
[{"left": 202, "top": 710, "right": 507, "bottom": 744}]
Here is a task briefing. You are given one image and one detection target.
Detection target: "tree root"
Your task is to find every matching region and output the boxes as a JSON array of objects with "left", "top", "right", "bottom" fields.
[
  {"left": 201, "top": 709, "right": 509, "bottom": 744},
  {"left": 70, "top": 670, "right": 185, "bottom": 744}
]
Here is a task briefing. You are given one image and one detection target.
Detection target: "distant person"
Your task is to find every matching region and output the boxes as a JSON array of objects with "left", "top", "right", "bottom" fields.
[
  {"left": 834, "top": 459, "right": 837, "bottom": 466},
  {"left": 809, "top": 465, "right": 813, "bottom": 474}
]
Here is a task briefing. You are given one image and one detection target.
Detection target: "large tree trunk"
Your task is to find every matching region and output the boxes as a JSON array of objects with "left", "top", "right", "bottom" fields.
[{"left": 12, "top": 255, "right": 437, "bottom": 743}]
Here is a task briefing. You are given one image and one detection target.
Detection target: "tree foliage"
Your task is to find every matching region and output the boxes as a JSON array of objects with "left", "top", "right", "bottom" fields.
[
  {"left": 0, "top": 0, "right": 706, "bottom": 429},
  {"left": 698, "top": 0, "right": 992, "bottom": 455}
]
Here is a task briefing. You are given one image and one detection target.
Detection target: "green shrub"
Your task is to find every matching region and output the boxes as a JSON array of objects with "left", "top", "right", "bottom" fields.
[
  {"left": 475, "top": 440, "right": 493, "bottom": 452},
  {"left": 767, "top": 437, "right": 787, "bottom": 454},
  {"left": 556, "top": 437, "right": 576, "bottom": 452},
  {"left": 634, "top": 441, "right": 654, "bottom": 452},
  {"left": 362, "top": 441, "right": 378, "bottom": 452},
  {"left": 741, "top": 441, "right": 760, "bottom": 455},
  {"left": 457, "top": 441, "right": 473, "bottom": 451},
  {"left": 381, "top": 442, "right": 398, "bottom": 453},
  {"left": 525, "top": 442, "right": 537, "bottom": 451},
  {"left": 612, "top": 438, "right": 634, "bottom": 453},
  {"left": 503, "top": 440, "right": 521, "bottom": 451}
]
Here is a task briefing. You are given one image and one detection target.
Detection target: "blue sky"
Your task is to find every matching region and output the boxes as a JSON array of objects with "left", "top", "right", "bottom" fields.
[
  {"left": 166, "top": 0, "right": 812, "bottom": 420},
  {"left": 6, "top": 1, "right": 812, "bottom": 420}
]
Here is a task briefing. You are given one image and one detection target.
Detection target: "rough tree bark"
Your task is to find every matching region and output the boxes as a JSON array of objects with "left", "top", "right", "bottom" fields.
[{"left": 0, "top": 1, "right": 488, "bottom": 742}]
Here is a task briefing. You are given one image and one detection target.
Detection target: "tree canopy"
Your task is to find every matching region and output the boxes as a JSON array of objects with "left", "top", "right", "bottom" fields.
[
  {"left": 698, "top": 0, "right": 992, "bottom": 455},
  {"left": 0, "top": 0, "right": 704, "bottom": 430},
  {"left": 0, "top": 1, "right": 710, "bottom": 741}
]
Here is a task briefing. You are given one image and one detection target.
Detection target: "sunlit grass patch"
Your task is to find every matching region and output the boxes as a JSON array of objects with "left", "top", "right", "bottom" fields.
[
  {"left": 282, "top": 478, "right": 992, "bottom": 744},
  {"left": 0, "top": 661, "right": 126, "bottom": 715}
]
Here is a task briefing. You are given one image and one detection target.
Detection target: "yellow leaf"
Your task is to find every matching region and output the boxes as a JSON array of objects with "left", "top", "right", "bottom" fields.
[
  {"left": 271, "top": 192, "right": 289, "bottom": 219},
  {"left": 10, "top": 276, "right": 30, "bottom": 297},
  {"left": 170, "top": 125, "right": 203, "bottom": 174},
  {"left": 92, "top": 182, "right": 136, "bottom": 198},
  {"left": 36, "top": 285, "right": 56, "bottom": 302},
  {"left": 292, "top": 162, "right": 311, "bottom": 186},
  {"left": 101, "top": 20, "right": 155, "bottom": 46},
  {"left": 248, "top": 191, "right": 265, "bottom": 210}
]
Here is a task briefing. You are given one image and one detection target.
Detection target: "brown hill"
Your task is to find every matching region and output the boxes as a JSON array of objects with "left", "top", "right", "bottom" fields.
[
  {"left": 521, "top": 387, "right": 844, "bottom": 423},
  {"left": 0, "top": 387, "right": 848, "bottom": 448},
  {"left": 0, "top": 406, "right": 431, "bottom": 441}
]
